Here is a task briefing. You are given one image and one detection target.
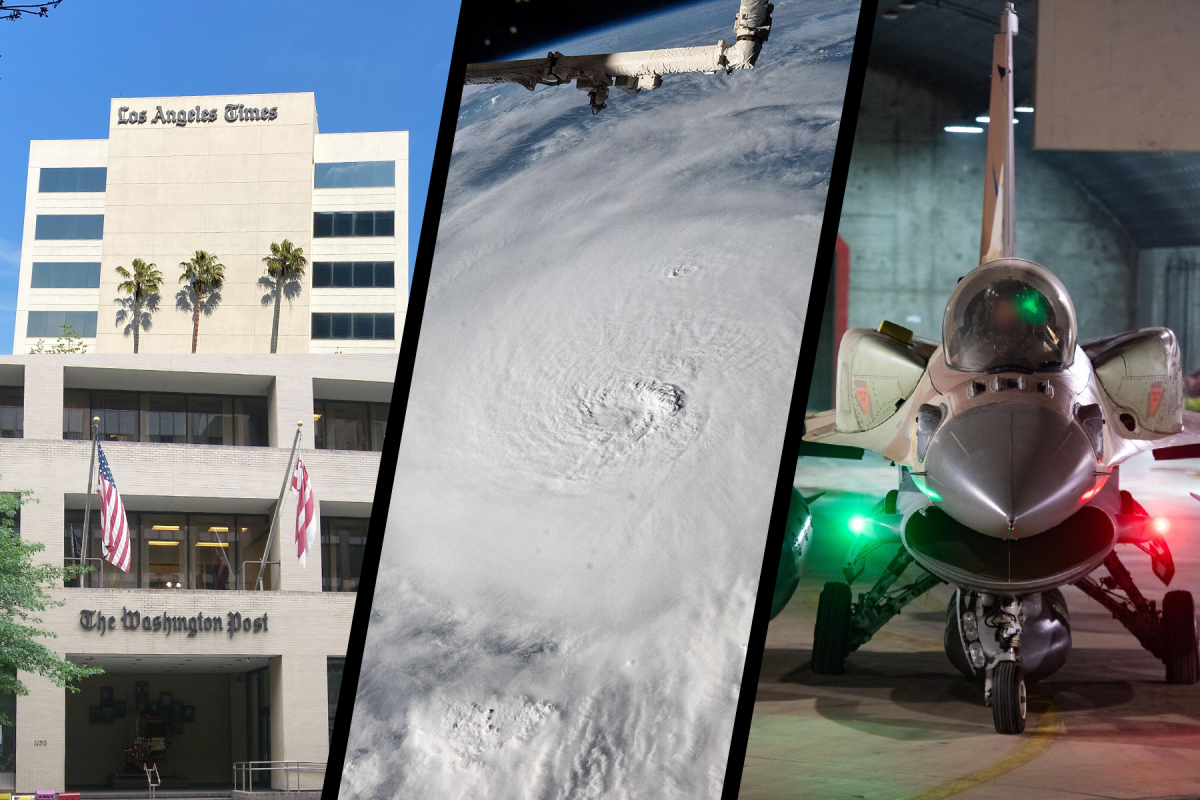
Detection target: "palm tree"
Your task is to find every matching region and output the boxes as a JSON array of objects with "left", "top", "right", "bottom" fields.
[
  {"left": 115, "top": 258, "right": 162, "bottom": 353},
  {"left": 262, "top": 240, "right": 308, "bottom": 353},
  {"left": 178, "top": 250, "right": 225, "bottom": 353}
]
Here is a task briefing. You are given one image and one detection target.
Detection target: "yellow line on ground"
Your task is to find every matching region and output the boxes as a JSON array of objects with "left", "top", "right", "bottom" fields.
[{"left": 900, "top": 700, "right": 1063, "bottom": 800}]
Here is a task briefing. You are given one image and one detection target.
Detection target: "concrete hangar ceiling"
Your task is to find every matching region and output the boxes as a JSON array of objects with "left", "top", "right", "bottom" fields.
[{"left": 871, "top": 0, "right": 1200, "bottom": 249}]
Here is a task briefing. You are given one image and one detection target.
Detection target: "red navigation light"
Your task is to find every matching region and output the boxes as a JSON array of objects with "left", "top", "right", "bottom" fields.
[
  {"left": 1153, "top": 517, "right": 1170, "bottom": 534},
  {"left": 1080, "top": 474, "right": 1109, "bottom": 503}
]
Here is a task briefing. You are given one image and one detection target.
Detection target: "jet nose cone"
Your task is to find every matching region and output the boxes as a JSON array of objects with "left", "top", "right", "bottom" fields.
[{"left": 923, "top": 402, "right": 1097, "bottom": 538}]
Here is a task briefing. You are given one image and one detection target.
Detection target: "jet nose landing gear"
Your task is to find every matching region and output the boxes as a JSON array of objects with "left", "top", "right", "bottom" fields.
[{"left": 991, "top": 660, "right": 1027, "bottom": 734}]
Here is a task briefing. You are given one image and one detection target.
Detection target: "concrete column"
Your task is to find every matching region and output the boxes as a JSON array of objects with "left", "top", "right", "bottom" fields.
[
  {"left": 22, "top": 360, "right": 62, "bottom": 440},
  {"left": 268, "top": 654, "right": 328, "bottom": 790},
  {"left": 14, "top": 673, "right": 64, "bottom": 793}
]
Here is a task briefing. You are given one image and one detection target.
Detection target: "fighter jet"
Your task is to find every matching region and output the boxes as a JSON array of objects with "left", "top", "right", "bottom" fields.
[
  {"left": 463, "top": 0, "right": 774, "bottom": 113},
  {"left": 801, "top": 3, "right": 1200, "bottom": 734}
]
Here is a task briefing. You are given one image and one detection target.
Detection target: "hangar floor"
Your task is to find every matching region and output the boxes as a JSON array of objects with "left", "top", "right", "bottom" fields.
[{"left": 739, "top": 454, "right": 1200, "bottom": 800}]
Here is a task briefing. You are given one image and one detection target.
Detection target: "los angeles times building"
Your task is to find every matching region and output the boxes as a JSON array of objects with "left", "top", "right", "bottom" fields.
[{"left": 3, "top": 92, "right": 403, "bottom": 794}]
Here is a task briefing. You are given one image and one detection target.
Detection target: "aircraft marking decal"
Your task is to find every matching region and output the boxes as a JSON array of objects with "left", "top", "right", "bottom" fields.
[
  {"left": 1149, "top": 382, "right": 1164, "bottom": 417},
  {"left": 854, "top": 381, "right": 871, "bottom": 417}
]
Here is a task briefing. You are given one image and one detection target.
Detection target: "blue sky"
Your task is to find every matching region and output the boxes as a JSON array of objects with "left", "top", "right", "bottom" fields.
[{"left": 0, "top": 0, "right": 460, "bottom": 354}]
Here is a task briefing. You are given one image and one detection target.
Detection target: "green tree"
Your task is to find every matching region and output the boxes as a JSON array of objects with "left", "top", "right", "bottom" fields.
[
  {"left": 178, "top": 250, "right": 226, "bottom": 353},
  {"left": 0, "top": 486, "right": 101, "bottom": 726},
  {"left": 28, "top": 324, "right": 87, "bottom": 354},
  {"left": 262, "top": 240, "right": 308, "bottom": 353},
  {"left": 115, "top": 258, "right": 163, "bottom": 354}
]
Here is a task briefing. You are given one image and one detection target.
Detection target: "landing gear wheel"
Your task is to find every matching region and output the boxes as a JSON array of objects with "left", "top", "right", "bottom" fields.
[
  {"left": 992, "top": 661, "right": 1027, "bottom": 734},
  {"left": 1163, "top": 590, "right": 1200, "bottom": 685},
  {"left": 812, "top": 581, "right": 851, "bottom": 674}
]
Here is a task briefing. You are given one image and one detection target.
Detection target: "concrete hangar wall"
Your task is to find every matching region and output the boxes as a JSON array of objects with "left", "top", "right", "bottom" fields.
[{"left": 837, "top": 67, "right": 1138, "bottom": 344}]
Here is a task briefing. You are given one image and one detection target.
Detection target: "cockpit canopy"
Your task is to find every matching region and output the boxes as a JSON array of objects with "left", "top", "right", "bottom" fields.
[{"left": 943, "top": 258, "right": 1077, "bottom": 373}]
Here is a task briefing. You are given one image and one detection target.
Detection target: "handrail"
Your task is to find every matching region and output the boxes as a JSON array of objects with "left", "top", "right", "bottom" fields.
[{"left": 232, "top": 761, "right": 325, "bottom": 794}]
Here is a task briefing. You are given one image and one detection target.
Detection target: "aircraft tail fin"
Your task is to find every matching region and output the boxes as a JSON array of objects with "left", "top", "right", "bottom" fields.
[{"left": 980, "top": 3, "right": 1018, "bottom": 265}]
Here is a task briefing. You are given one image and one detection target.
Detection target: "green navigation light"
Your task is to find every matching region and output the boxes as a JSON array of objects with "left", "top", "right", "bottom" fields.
[
  {"left": 1014, "top": 287, "right": 1047, "bottom": 324},
  {"left": 848, "top": 515, "right": 868, "bottom": 535}
]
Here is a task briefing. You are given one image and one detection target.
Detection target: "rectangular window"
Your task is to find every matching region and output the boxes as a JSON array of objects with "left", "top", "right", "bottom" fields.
[
  {"left": 311, "top": 261, "right": 395, "bottom": 288},
  {"left": 375, "top": 262, "right": 395, "bottom": 288},
  {"left": 374, "top": 210, "right": 395, "bottom": 237},
  {"left": 31, "top": 262, "right": 102, "bottom": 289},
  {"left": 62, "top": 390, "right": 268, "bottom": 446},
  {"left": 314, "top": 161, "right": 396, "bottom": 189},
  {"left": 144, "top": 394, "right": 187, "bottom": 443},
  {"left": 313, "top": 212, "right": 333, "bottom": 238},
  {"left": 92, "top": 391, "right": 139, "bottom": 442},
  {"left": 328, "top": 657, "right": 345, "bottom": 742},
  {"left": 373, "top": 314, "right": 395, "bottom": 340},
  {"left": 311, "top": 313, "right": 332, "bottom": 340},
  {"left": 33, "top": 214, "right": 104, "bottom": 240},
  {"left": 331, "top": 314, "right": 352, "bottom": 339},
  {"left": 312, "top": 262, "right": 332, "bottom": 287},
  {"left": 312, "top": 211, "right": 396, "bottom": 238},
  {"left": 0, "top": 387, "right": 23, "bottom": 439},
  {"left": 310, "top": 313, "right": 395, "bottom": 341},
  {"left": 27, "top": 310, "right": 98, "bottom": 338},
  {"left": 64, "top": 509, "right": 138, "bottom": 589},
  {"left": 321, "top": 517, "right": 369, "bottom": 591},
  {"left": 352, "top": 313, "right": 374, "bottom": 340},
  {"left": 38, "top": 167, "right": 107, "bottom": 193},
  {"left": 353, "top": 212, "right": 375, "bottom": 237},
  {"left": 314, "top": 399, "right": 389, "bottom": 451},
  {"left": 353, "top": 262, "right": 374, "bottom": 287},
  {"left": 64, "top": 510, "right": 271, "bottom": 590}
]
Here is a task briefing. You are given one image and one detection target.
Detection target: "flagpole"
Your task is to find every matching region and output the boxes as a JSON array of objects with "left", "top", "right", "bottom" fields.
[
  {"left": 80, "top": 416, "right": 100, "bottom": 588},
  {"left": 254, "top": 422, "right": 303, "bottom": 591}
]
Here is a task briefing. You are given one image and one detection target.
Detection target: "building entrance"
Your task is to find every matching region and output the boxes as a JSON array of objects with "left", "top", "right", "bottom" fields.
[{"left": 64, "top": 655, "right": 269, "bottom": 790}]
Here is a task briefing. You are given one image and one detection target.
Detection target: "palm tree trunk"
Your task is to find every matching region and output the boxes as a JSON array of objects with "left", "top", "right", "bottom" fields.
[
  {"left": 271, "top": 276, "right": 282, "bottom": 353},
  {"left": 192, "top": 286, "right": 202, "bottom": 353},
  {"left": 133, "top": 296, "right": 140, "bottom": 354}
]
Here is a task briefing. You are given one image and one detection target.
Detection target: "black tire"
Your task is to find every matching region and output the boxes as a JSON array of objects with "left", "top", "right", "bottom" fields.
[
  {"left": 992, "top": 661, "right": 1027, "bottom": 734},
  {"left": 812, "top": 581, "right": 852, "bottom": 674},
  {"left": 1163, "top": 590, "right": 1200, "bottom": 685}
]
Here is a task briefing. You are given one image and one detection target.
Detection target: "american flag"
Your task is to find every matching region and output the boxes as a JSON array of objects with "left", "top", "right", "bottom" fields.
[
  {"left": 292, "top": 454, "right": 318, "bottom": 568},
  {"left": 97, "top": 445, "right": 131, "bottom": 573}
]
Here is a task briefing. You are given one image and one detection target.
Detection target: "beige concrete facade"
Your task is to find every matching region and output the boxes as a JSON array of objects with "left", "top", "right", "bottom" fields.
[
  {"left": 3, "top": 352, "right": 395, "bottom": 792},
  {"left": 17, "top": 93, "right": 408, "bottom": 356}
]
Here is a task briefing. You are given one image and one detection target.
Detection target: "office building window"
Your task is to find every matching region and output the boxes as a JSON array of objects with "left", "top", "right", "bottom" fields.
[
  {"left": 310, "top": 313, "right": 395, "bottom": 341},
  {"left": 314, "top": 161, "right": 395, "bottom": 189},
  {"left": 328, "top": 657, "right": 345, "bottom": 741},
  {"left": 34, "top": 214, "right": 104, "bottom": 240},
  {"left": 62, "top": 390, "right": 268, "bottom": 446},
  {"left": 31, "top": 262, "right": 102, "bottom": 289},
  {"left": 38, "top": 167, "right": 107, "bottom": 193},
  {"left": 313, "top": 399, "right": 388, "bottom": 451},
  {"left": 321, "top": 517, "right": 368, "bottom": 591},
  {"left": 27, "top": 311, "right": 98, "bottom": 338},
  {"left": 64, "top": 511, "right": 272, "bottom": 590},
  {"left": 0, "top": 388, "right": 22, "bottom": 439},
  {"left": 312, "top": 210, "right": 394, "bottom": 238},
  {"left": 311, "top": 261, "right": 395, "bottom": 288}
]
